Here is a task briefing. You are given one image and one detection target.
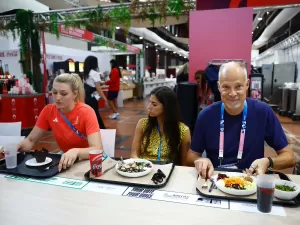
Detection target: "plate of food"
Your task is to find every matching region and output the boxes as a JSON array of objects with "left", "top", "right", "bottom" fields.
[
  {"left": 214, "top": 172, "right": 257, "bottom": 196},
  {"left": 274, "top": 179, "right": 300, "bottom": 200},
  {"left": 115, "top": 158, "right": 153, "bottom": 178}
]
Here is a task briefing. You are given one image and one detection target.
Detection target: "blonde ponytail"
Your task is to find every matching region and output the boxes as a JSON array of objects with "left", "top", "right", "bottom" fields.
[{"left": 54, "top": 73, "right": 85, "bottom": 103}]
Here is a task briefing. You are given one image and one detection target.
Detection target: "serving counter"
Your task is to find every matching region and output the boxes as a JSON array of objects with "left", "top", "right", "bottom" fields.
[{"left": 143, "top": 78, "right": 176, "bottom": 97}]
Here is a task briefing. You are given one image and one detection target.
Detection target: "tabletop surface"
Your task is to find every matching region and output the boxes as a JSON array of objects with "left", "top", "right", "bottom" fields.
[{"left": 0, "top": 160, "right": 300, "bottom": 225}]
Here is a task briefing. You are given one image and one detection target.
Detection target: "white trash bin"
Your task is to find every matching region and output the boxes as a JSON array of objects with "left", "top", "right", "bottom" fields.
[{"left": 117, "top": 90, "right": 124, "bottom": 108}]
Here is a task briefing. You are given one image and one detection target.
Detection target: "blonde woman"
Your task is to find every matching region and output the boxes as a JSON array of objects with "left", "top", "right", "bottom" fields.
[{"left": 17, "top": 73, "right": 103, "bottom": 172}]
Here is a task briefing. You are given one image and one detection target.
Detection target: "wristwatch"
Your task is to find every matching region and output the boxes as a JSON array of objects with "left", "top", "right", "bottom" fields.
[{"left": 267, "top": 157, "right": 274, "bottom": 171}]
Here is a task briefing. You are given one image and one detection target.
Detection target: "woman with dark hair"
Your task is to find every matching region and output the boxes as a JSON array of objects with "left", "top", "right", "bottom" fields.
[
  {"left": 105, "top": 59, "right": 122, "bottom": 119},
  {"left": 83, "top": 55, "right": 107, "bottom": 129},
  {"left": 131, "top": 86, "right": 191, "bottom": 165}
]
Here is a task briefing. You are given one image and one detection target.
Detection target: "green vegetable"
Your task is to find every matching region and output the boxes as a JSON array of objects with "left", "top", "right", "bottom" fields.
[{"left": 275, "top": 184, "right": 296, "bottom": 192}]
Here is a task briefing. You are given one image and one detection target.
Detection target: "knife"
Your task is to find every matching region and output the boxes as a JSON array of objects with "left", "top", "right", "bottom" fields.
[{"left": 209, "top": 179, "right": 216, "bottom": 193}]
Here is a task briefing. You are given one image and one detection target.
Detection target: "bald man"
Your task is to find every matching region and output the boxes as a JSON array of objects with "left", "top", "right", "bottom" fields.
[{"left": 187, "top": 62, "right": 295, "bottom": 177}]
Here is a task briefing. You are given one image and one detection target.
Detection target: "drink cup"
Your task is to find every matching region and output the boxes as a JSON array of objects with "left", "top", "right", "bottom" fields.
[
  {"left": 256, "top": 175, "right": 275, "bottom": 213},
  {"left": 89, "top": 150, "right": 103, "bottom": 177},
  {"left": 4, "top": 143, "right": 18, "bottom": 169}
]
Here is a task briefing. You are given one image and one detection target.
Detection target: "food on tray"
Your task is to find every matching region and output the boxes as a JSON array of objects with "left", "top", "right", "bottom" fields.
[
  {"left": 243, "top": 176, "right": 253, "bottom": 183},
  {"left": 217, "top": 173, "right": 229, "bottom": 181},
  {"left": 118, "top": 161, "right": 152, "bottom": 173},
  {"left": 34, "top": 148, "right": 48, "bottom": 163},
  {"left": 275, "top": 184, "right": 296, "bottom": 192},
  {"left": 217, "top": 173, "right": 256, "bottom": 190}
]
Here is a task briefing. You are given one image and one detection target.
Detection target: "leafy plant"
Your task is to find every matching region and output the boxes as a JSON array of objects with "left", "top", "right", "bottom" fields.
[
  {"left": 6, "top": 10, "right": 42, "bottom": 92},
  {"left": 167, "top": 0, "right": 184, "bottom": 19},
  {"left": 50, "top": 13, "right": 59, "bottom": 38}
]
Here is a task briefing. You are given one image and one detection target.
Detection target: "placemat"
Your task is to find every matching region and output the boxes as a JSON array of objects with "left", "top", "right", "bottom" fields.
[
  {"left": 196, "top": 171, "right": 300, "bottom": 206},
  {"left": 84, "top": 157, "right": 175, "bottom": 188}
]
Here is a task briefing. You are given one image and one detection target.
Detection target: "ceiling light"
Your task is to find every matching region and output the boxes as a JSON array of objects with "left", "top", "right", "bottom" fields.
[
  {"left": 258, "top": 18, "right": 263, "bottom": 21},
  {"left": 146, "top": 46, "right": 148, "bottom": 48},
  {"left": 116, "top": 26, "right": 120, "bottom": 29},
  {"left": 155, "top": 44, "right": 158, "bottom": 46},
  {"left": 165, "top": 48, "right": 168, "bottom": 50},
  {"left": 139, "top": 37, "right": 143, "bottom": 39}
]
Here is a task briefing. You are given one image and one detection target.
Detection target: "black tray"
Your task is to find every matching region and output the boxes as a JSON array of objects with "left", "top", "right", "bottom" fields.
[
  {"left": 196, "top": 168, "right": 300, "bottom": 207},
  {"left": 0, "top": 152, "right": 62, "bottom": 178},
  {"left": 84, "top": 159, "right": 176, "bottom": 189}
]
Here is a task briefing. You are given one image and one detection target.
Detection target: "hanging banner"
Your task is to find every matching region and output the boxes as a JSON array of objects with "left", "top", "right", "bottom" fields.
[
  {"left": 197, "top": 0, "right": 300, "bottom": 10},
  {"left": 126, "top": 44, "right": 141, "bottom": 54},
  {"left": 58, "top": 25, "right": 94, "bottom": 41},
  {"left": 58, "top": 25, "right": 141, "bottom": 54}
]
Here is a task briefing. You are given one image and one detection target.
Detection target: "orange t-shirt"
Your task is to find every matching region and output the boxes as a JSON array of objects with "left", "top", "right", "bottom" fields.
[{"left": 36, "top": 102, "right": 100, "bottom": 152}]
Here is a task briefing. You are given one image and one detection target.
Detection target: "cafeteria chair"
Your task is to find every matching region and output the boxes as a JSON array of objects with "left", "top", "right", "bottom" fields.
[
  {"left": 0, "top": 122, "right": 22, "bottom": 136},
  {"left": 100, "top": 129, "right": 116, "bottom": 157}
]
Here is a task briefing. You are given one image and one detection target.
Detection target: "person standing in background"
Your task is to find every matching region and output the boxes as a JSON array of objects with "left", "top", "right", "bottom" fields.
[
  {"left": 106, "top": 59, "right": 121, "bottom": 120},
  {"left": 83, "top": 56, "right": 107, "bottom": 129}
]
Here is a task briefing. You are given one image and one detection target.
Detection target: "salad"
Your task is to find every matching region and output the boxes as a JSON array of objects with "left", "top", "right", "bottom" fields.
[
  {"left": 275, "top": 184, "right": 296, "bottom": 192},
  {"left": 118, "top": 161, "right": 152, "bottom": 173},
  {"left": 218, "top": 173, "right": 256, "bottom": 190}
]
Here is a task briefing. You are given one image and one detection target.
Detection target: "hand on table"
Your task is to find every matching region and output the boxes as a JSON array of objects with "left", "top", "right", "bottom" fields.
[
  {"left": 245, "top": 158, "right": 269, "bottom": 176},
  {"left": 194, "top": 158, "right": 214, "bottom": 179},
  {"left": 58, "top": 148, "right": 79, "bottom": 172}
]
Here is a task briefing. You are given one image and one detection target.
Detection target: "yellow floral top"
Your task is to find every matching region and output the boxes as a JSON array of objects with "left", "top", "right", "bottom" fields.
[{"left": 140, "top": 118, "right": 189, "bottom": 162}]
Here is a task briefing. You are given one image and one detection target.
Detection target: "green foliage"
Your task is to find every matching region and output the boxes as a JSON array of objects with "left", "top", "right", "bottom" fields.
[{"left": 5, "top": 10, "right": 42, "bottom": 92}]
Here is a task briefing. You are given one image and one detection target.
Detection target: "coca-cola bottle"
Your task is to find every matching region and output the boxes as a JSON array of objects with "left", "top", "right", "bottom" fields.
[
  {"left": 0, "top": 60, "right": 4, "bottom": 75},
  {"left": 4, "top": 64, "right": 9, "bottom": 75},
  {"left": 2, "top": 80, "right": 7, "bottom": 94}
]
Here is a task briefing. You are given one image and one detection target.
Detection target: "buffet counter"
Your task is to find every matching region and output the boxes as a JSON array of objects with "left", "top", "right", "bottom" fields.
[
  {"left": 143, "top": 78, "right": 176, "bottom": 97},
  {"left": 0, "top": 94, "right": 45, "bottom": 129},
  {"left": 121, "top": 82, "right": 136, "bottom": 100}
]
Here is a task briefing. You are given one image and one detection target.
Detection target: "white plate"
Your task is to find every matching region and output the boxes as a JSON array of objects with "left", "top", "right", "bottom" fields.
[
  {"left": 115, "top": 158, "right": 153, "bottom": 178},
  {"left": 214, "top": 172, "right": 257, "bottom": 196},
  {"left": 25, "top": 157, "right": 52, "bottom": 167}
]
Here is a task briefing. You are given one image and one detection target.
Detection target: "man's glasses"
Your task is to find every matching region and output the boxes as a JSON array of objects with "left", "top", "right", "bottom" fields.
[{"left": 151, "top": 169, "right": 166, "bottom": 184}]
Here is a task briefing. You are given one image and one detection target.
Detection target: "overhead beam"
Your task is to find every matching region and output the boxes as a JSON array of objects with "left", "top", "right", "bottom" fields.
[{"left": 0, "top": 1, "right": 195, "bottom": 24}]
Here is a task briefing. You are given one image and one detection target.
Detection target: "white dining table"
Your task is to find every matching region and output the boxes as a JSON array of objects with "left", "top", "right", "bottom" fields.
[{"left": 0, "top": 160, "right": 299, "bottom": 225}]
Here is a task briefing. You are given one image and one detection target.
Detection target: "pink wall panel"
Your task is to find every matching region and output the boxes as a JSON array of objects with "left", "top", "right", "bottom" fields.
[{"left": 189, "top": 7, "right": 253, "bottom": 81}]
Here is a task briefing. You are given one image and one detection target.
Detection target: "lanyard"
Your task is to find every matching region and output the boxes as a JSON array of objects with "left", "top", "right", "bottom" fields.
[
  {"left": 219, "top": 100, "right": 247, "bottom": 166},
  {"left": 157, "top": 125, "right": 162, "bottom": 162},
  {"left": 58, "top": 110, "right": 86, "bottom": 139}
]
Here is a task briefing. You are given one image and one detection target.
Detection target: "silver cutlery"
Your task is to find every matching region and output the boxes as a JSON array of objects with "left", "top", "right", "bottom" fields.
[{"left": 209, "top": 177, "right": 216, "bottom": 192}]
